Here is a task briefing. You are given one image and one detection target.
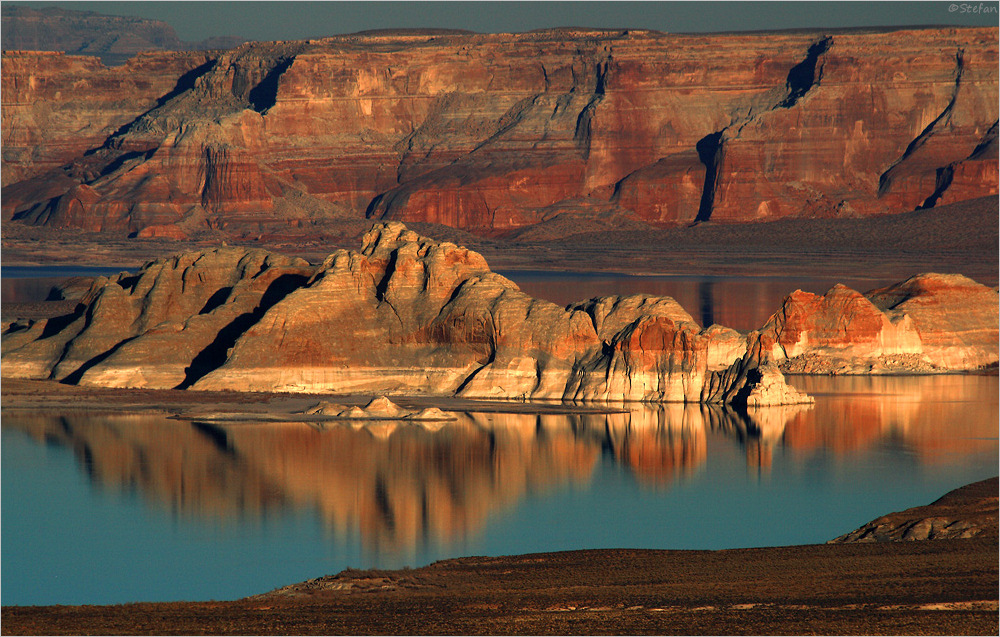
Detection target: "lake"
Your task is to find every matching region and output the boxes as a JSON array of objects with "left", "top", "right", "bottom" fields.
[{"left": 1, "top": 269, "right": 997, "bottom": 606}]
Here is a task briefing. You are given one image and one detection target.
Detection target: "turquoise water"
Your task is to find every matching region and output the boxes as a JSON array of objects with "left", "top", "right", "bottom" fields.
[
  {"left": 1, "top": 269, "right": 996, "bottom": 606},
  {"left": 2, "top": 374, "right": 996, "bottom": 605}
]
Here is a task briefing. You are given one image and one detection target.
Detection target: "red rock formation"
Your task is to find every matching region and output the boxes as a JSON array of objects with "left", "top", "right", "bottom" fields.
[
  {"left": 0, "top": 248, "right": 314, "bottom": 386},
  {"left": 192, "top": 223, "right": 756, "bottom": 403},
  {"left": 4, "top": 225, "right": 993, "bottom": 403},
  {"left": 0, "top": 50, "right": 213, "bottom": 187},
  {"left": 4, "top": 223, "right": 804, "bottom": 404},
  {"left": 761, "top": 273, "right": 999, "bottom": 373},
  {"left": 1, "top": 27, "right": 996, "bottom": 238}
]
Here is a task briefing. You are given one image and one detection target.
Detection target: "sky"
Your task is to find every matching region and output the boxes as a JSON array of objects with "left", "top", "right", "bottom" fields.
[{"left": 13, "top": 1, "right": 1000, "bottom": 42}]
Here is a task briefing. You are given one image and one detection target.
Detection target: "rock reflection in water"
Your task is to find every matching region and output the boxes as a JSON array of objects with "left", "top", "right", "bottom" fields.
[
  {"left": 782, "top": 375, "right": 999, "bottom": 463},
  {"left": 4, "top": 376, "right": 995, "bottom": 554},
  {"left": 3, "top": 407, "right": 733, "bottom": 552}
]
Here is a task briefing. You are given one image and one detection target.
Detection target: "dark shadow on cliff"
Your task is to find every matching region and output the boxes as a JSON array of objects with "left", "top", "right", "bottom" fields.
[
  {"left": 248, "top": 58, "right": 294, "bottom": 113},
  {"left": 59, "top": 335, "right": 140, "bottom": 385},
  {"left": 694, "top": 131, "right": 724, "bottom": 223},
  {"left": 778, "top": 36, "right": 831, "bottom": 109},
  {"left": 96, "top": 58, "right": 218, "bottom": 148},
  {"left": 177, "top": 273, "right": 309, "bottom": 389}
]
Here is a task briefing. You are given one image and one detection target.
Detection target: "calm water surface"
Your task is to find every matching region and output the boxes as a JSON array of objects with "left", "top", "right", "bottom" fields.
[
  {"left": 1, "top": 266, "right": 130, "bottom": 304},
  {"left": 1, "top": 269, "right": 997, "bottom": 606}
]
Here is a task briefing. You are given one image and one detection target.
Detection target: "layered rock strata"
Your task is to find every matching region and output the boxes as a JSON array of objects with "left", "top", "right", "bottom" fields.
[
  {"left": 4, "top": 224, "right": 995, "bottom": 403},
  {"left": 1, "top": 222, "right": 802, "bottom": 405},
  {"left": 2, "top": 27, "right": 996, "bottom": 238},
  {"left": 1, "top": 248, "right": 314, "bottom": 387},
  {"left": 760, "top": 274, "right": 999, "bottom": 373}
]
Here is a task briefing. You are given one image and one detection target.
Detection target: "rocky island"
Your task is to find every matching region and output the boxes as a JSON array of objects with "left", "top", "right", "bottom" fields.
[{"left": 2, "top": 222, "right": 996, "bottom": 408}]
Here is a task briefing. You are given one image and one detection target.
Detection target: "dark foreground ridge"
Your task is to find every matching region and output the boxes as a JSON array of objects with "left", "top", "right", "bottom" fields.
[{"left": 3, "top": 479, "right": 997, "bottom": 635}]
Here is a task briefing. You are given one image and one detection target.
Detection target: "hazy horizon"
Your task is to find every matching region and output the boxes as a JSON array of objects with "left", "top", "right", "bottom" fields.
[{"left": 10, "top": 1, "right": 1000, "bottom": 43}]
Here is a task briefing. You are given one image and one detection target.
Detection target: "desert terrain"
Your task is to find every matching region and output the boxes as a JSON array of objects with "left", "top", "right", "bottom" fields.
[{"left": 2, "top": 12, "right": 998, "bottom": 635}]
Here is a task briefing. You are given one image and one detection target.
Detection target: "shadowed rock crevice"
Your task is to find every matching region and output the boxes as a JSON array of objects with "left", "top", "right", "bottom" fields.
[
  {"left": 39, "top": 307, "right": 85, "bottom": 340},
  {"left": 918, "top": 165, "right": 956, "bottom": 209},
  {"left": 917, "top": 118, "right": 995, "bottom": 210},
  {"left": 693, "top": 131, "right": 724, "bottom": 223},
  {"left": 103, "top": 58, "right": 218, "bottom": 144},
  {"left": 94, "top": 149, "right": 157, "bottom": 179},
  {"left": 778, "top": 36, "right": 832, "bottom": 109},
  {"left": 198, "top": 286, "right": 234, "bottom": 314},
  {"left": 247, "top": 57, "right": 294, "bottom": 113},
  {"left": 967, "top": 119, "right": 999, "bottom": 159},
  {"left": 59, "top": 335, "right": 139, "bottom": 385},
  {"left": 177, "top": 272, "right": 309, "bottom": 388},
  {"left": 878, "top": 49, "right": 965, "bottom": 197},
  {"left": 573, "top": 57, "right": 612, "bottom": 159}
]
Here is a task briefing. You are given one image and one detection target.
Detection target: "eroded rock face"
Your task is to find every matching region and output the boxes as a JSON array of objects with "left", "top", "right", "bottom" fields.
[
  {"left": 2, "top": 222, "right": 784, "bottom": 403},
  {"left": 1, "top": 248, "right": 314, "bottom": 387},
  {"left": 761, "top": 274, "right": 999, "bottom": 373},
  {"left": 191, "top": 222, "right": 757, "bottom": 403},
  {"left": 4, "top": 224, "right": 993, "bottom": 402},
  {"left": 2, "top": 27, "right": 996, "bottom": 238}
]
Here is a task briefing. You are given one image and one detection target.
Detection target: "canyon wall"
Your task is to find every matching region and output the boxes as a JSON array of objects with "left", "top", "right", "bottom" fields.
[{"left": 2, "top": 27, "right": 996, "bottom": 239}]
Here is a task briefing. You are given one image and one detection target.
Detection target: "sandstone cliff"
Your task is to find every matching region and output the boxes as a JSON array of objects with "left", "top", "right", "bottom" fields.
[
  {"left": 2, "top": 222, "right": 809, "bottom": 405},
  {"left": 760, "top": 273, "right": 999, "bottom": 373},
  {"left": 4, "top": 224, "right": 994, "bottom": 402},
  {"left": 2, "top": 27, "right": 996, "bottom": 239}
]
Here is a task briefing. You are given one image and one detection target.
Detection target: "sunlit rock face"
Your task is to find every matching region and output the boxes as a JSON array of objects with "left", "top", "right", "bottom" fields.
[
  {"left": 191, "top": 222, "right": 757, "bottom": 403},
  {"left": 3, "top": 222, "right": 795, "bottom": 404},
  {"left": 0, "top": 248, "right": 314, "bottom": 387},
  {"left": 3, "top": 225, "right": 991, "bottom": 402},
  {"left": 2, "top": 27, "right": 996, "bottom": 238},
  {"left": 761, "top": 273, "right": 999, "bottom": 373},
  {"left": 0, "top": 50, "right": 215, "bottom": 189}
]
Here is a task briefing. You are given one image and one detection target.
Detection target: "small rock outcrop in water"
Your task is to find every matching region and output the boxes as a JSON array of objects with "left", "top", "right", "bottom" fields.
[
  {"left": 830, "top": 477, "right": 998, "bottom": 542},
  {"left": 302, "top": 397, "right": 456, "bottom": 421},
  {"left": 3, "top": 223, "right": 996, "bottom": 403},
  {"left": 760, "top": 274, "right": 999, "bottom": 374}
]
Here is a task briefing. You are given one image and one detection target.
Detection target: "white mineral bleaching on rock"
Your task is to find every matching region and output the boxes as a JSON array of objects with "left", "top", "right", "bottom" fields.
[{"left": 5, "top": 223, "right": 994, "bottom": 406}]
